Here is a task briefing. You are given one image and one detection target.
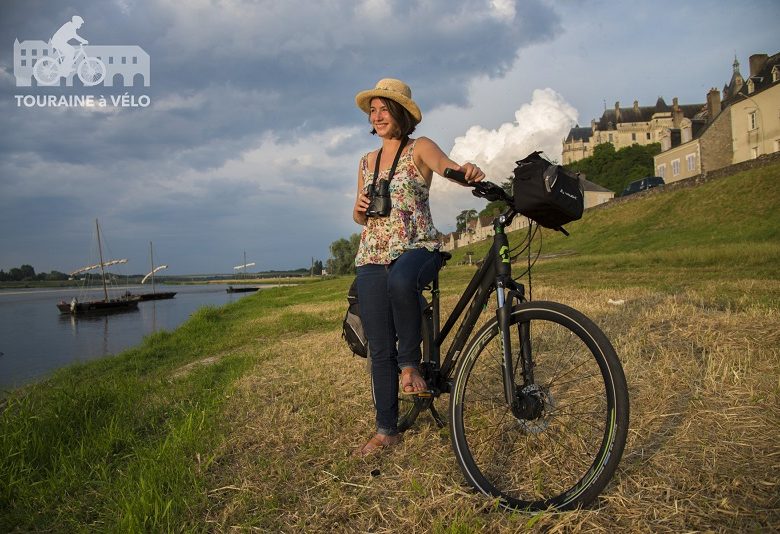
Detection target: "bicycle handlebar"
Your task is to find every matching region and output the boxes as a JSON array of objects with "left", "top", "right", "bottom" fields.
[{"left": 443, "top": 168, "right": 512, "bottom": 203}]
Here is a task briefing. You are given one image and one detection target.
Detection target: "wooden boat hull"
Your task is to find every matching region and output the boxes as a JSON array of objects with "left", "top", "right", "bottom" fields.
[
  {"left": 226, "top": 286, "right": 259, "bottom": 293},
  {"left": 57, "top": 298, "right": 139, "bottom": 314},
  {"left": 134, "top": 292, "right": 177, "bottom": 301}
]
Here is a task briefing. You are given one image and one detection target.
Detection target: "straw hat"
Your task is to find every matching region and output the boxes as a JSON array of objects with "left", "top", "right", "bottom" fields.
[{"left": 355, "top": 78, "right": 422, "bottom": 123}]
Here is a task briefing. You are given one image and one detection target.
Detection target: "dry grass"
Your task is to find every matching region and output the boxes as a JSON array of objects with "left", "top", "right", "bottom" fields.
[{"left": 197, "top": 283, "right": 779, "bottom": 532}]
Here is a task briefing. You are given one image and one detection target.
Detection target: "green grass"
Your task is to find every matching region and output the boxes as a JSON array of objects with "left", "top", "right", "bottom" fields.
[{"left": 1, "top": 160, "right": 779, "bottom": 531}]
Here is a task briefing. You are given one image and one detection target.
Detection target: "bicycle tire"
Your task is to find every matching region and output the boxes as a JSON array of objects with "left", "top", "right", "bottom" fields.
[
  {"left": 77, "top": 57, "right": 106, "bottom": 86},
  {"left": 449, "top": 301, "right": 629, "bottom": 511},
  {"left": 33, "top": 57, "right": 60, "bottom": 86}
]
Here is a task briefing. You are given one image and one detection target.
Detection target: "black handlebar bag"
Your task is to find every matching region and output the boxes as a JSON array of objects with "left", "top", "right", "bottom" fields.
[{"left": 512, "top": 151, "right": 584, "bottom": 230}]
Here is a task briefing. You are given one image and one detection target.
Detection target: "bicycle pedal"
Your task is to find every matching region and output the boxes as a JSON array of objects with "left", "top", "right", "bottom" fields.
[{"left": 416, "top": 390, "right": 434, "bottom": 398}]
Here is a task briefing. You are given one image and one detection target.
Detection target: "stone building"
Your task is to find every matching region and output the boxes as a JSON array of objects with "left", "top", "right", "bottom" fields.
[
  {"left": 654, "top": 53, "right": 780, "bottom": 182},
  {"left": 561, "top": 97, "right": 704, "bottom": 165}
]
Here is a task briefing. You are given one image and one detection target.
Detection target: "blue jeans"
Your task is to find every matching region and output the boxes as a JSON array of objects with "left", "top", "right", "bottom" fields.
[{"left": 356, "top": 248, "right": 442, "bottom": 436}]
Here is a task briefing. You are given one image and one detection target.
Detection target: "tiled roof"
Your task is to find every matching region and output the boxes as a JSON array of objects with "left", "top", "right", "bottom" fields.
[
  {"left": 595, "top": 98, "right": 704, "bottom": 130},
  {"left": 565, "top": 126, "right": 592, "bottom": 142}
]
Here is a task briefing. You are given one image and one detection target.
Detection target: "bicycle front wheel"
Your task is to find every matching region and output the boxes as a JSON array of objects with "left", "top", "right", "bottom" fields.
[
  {"left": 77, "top": 57, "right": 106, "bottom": 86},
  {"left": 449, "top": 301, "right": 628, "bottom": 511}
]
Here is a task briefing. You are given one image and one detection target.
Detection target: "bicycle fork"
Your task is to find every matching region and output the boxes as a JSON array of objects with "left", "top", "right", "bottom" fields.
[{"left": 492, "top": 229, "right": 532, "bottom": 417}]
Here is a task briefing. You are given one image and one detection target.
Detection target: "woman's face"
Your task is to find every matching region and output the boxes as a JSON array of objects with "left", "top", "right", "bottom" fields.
[{"left": 369, "top": 97, "right": 400, "bottom": 139}]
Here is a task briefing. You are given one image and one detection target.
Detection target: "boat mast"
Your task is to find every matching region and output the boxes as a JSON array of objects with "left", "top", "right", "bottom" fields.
[
  {"left": 150, "top": 241, "right": 156, "bottom": 294},
  {"left": 96, "top": 219, "right": 109, "bottom": 301}
]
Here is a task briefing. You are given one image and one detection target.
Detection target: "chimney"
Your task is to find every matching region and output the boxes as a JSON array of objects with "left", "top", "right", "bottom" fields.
[
  {"left": 591, "top": 118, "right": 596, "bottom": 132},
  {"left": 633, "top": 100, "right": 639, "bottom": 112},
  {"left": 672, "top": 97, "right": 679, "bottom": 111},
  {"left": 749, "top": 53, "right": 768, "bottom": 77},
  {"left": 614, "top": 101, "right": 620, "bottom": 122},
  {"left": 707, "top": 88, "right": 721, "bottom": 123}
]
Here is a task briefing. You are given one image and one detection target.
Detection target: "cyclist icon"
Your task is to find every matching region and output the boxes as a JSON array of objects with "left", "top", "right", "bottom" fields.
[{"left": 33, "top": 15, "right": 106, "bottom": 86}]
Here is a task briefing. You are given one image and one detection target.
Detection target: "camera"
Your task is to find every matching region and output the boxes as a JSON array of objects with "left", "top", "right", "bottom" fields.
[{"left": 366, "top": 180, "right": 391, "bottom": 218}]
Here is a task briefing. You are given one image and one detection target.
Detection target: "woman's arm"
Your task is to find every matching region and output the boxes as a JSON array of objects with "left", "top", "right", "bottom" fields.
[
  {"left": 353, "top": 159, "right": 370, "bottom": 226},
  {"left": 413, "top": 137, "right": 485, "bottom": 183}
]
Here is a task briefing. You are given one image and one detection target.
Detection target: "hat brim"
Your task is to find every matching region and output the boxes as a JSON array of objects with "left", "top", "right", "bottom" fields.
[{"left": 355, "top": 89, "right": 422, "bottom": 123}]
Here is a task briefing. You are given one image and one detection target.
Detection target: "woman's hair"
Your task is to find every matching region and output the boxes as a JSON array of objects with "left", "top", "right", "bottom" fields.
[{"left": 369, "top": 97, "right": 418, "bottom": 137}]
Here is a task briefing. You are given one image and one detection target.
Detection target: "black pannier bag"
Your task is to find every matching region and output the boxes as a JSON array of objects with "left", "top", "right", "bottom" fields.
[
  {"left": 342, "top": 278, "right": 369, "bottom": 358},
  {"left": 512, "top": 151, "right": 584, "bottom": 231}
]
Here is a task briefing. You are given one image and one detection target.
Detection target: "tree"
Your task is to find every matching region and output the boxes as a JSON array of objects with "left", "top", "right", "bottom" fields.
[
  {"left": 456, "top": 209, "right": 478, "bottom": 232},
  {"left": 567, "top": 142, "right": 661, "bottom": 194},
  {"left": 327, "top": 233, "right": 361, "bottom": 275}
]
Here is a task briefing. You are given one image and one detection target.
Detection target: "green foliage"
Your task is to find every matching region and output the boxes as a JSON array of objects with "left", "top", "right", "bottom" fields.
[
  {"left": 327, "top": 233, "right": 360, "bottom": 275},
  {"left": 567, "top": 142, "right": 661, "bottom": 194},
  {"left": 0, "top": 266, "right": 68, "bottom": 282},
  {"left": 456, "top": 209, "right": 478, "bottom": 232}
]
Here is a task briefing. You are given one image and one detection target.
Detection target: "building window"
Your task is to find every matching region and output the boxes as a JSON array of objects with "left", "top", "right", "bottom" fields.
[
  {"left": 608, "top": 133, "right": 613, "bottom": 142},
  {"left": 686, "top": 153, "right": 696, "bottom": 171},
  {"left": 42, "top": 49, "right": 48, "bottom": 56},
  {"left": 748, "top": 111, "right": 757, "bottom": 130},
  {"left": 657, "top": 164, "right": 666, "bottom": 178},
  {"left": 31, "top": 49, "right": 37, "bottom": 56},
  {"left": 20, "top": 59, "right": 27, "bottom": 66},
  {"left": 672, "top": 159, "right": 680, "bottom": 176},
  {"left": 646, "top": 132, "right": 651, "bottom": 140},
  {"left": 631, "top": 133, "right": 636, "bottom": 141},
  {"left": 132, "top": 56, "right": 137, "bottom": 64},
  {"left": 775, "top": 139, "right": 780, "bottom": 153},
  {"left": 747, "top": 79, "right": 755, "bottom": 94},
  {"left": 751, "top": 147, "right": 759, "bottom": 159},
  {"left": 109, "top": 56, "right": 113, "bottom": 64},
  {"left": 121, "top": 56, "right": 126, "bottom": 64},
  {"left": 21, "top": 49, "right": 26, "bottom": 56}
]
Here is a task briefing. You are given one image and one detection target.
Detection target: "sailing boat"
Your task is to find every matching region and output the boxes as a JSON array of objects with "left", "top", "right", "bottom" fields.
[
  {"left": 226, "top": 251, "right": 260, "bottom": 293},
  {"left": 56, "top": 219, "right": 140, "bottom": 314},
  {"left": 132, "top": 241, "right": 176, "bottom": 301}
]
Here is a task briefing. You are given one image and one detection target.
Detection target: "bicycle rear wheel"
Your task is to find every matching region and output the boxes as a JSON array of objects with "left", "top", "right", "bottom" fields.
[{"left": 449, "top": 301, "right": 628, "bottom": 511}]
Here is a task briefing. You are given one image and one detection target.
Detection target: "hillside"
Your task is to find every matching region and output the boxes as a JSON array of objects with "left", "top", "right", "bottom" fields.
[{"left": 448, "top": 159, "right": 780, "bottom": 300}]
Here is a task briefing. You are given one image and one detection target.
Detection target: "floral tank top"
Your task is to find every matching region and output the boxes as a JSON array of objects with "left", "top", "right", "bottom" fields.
[{"left": 355, "top": 139, "right": 440, "bottom": 266}]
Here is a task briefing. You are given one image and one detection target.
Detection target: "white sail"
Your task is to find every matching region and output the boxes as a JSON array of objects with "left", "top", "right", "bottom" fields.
[
  {"left": 69, "top": 258, "right": 128, "bottom": 276},
  {"left": 141, "top": 265, "right": 168, "bottom": 284},
  {"left": 233, "top": 262, "right": 256, "bottom": 270}
]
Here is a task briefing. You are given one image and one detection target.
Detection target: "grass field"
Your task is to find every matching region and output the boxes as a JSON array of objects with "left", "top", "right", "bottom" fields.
[{"left": 1, "top": 162, "right": 779, "bottom": 532}]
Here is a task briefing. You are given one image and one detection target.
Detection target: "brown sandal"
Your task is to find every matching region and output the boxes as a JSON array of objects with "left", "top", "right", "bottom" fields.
[
  {"left": 400, "top": 367, "right": 427, "bottom": 396},
  {"left": 353, "top": 433, "right": 402, "bottom": 457}
]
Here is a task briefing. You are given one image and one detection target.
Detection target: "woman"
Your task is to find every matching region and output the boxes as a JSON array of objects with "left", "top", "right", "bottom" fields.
[{"left": 352, "top": 78, "right": 484, "bottom": 456}]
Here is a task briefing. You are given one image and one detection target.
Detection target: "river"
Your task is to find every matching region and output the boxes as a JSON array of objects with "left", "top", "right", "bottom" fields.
[{"left": 0, "top": 284, "right": 266, "bottom": 392}]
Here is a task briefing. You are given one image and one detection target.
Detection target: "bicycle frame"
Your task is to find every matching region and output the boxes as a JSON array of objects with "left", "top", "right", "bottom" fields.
[{"left": 423, "top": 207, "right": 528, "bottom": 408}]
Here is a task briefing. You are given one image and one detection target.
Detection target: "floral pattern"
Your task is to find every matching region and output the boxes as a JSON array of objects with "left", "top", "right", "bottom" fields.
[{"left": 355, "top": 139, "right": 440, "bottom": 266}]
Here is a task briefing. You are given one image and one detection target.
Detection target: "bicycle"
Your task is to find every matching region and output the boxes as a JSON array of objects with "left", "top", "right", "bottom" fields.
[
  {"left": 33, "top": 43, "right": 107, "bottom": 86},
  {"left": 395, "top": 168, "right": 629, "bottom": 511}
]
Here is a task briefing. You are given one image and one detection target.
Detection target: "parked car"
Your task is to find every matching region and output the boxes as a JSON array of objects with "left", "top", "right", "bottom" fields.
[{"left": 621, "top": 176, "right": 665, "bottom": 196}]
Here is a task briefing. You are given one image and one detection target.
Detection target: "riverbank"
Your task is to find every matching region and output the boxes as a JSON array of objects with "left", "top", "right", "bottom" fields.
[{"left": 2, "top": 164, "right": 779, "bottom": 530}]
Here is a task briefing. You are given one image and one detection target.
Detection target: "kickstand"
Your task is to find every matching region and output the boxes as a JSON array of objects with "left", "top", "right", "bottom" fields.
[{"left": 429, "top": 403, "right": 446, "bottom": 428}]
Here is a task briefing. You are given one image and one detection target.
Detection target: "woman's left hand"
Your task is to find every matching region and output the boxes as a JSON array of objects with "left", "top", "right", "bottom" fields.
[{"left": 458, "top": 162, "right": 485, "bottom": 183}]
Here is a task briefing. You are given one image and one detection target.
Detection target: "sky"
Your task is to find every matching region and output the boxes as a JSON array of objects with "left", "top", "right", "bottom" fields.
[{"left": 1, "top": 0, "right": 777, "bottom": 275}]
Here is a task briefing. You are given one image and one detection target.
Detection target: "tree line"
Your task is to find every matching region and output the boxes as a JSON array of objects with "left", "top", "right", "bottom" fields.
[{"left": 0, "top": 265, "right": 69, "bottom": 282}]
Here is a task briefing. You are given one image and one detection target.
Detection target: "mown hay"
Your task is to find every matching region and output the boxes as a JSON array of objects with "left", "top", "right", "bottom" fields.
[{"left": 203, "top": 286, "right": 779, "bottom": 532}]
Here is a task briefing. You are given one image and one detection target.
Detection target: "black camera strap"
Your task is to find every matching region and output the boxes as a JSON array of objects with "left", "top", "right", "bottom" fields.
[{"left": 371, "top": 136, "right": 409, "bottom": 189}]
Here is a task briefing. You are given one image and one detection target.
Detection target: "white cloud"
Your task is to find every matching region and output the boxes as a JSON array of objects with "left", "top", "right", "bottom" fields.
[{"left": 429, "top": 88, "right": 577, "bottom": 233}]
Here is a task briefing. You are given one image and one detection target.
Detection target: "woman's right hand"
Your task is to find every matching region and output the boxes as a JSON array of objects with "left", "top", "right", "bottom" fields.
[{"left": 353, "top": 191, "right": 370, "bottom": 225}]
